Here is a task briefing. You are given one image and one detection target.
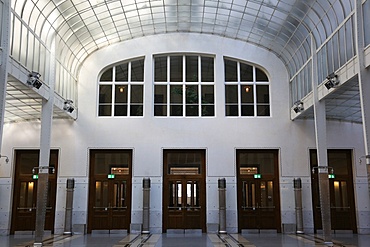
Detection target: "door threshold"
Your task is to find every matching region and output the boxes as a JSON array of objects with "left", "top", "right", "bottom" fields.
[
  {"left": 241, "top": 229, "right": 277, "bottom": 234},
  {"left": 91, "top": 230, "right": 128, "bottom": 235},
  {"left": 166, "top": 229, "right": 202, "bottom": 234}
]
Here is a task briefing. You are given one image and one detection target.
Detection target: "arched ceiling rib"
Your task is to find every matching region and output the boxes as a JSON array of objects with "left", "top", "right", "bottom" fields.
[{"left": 11, "top": 0, "right": 355, "bottom": 78}]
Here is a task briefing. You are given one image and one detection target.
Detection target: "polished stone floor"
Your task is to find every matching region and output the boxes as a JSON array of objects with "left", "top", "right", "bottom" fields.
[{"left": 0, "top": 232, "right": 369, "bottom": 247}]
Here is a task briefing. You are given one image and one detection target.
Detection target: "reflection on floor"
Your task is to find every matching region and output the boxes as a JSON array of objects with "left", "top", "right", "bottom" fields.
[{"left": 1, "top": 232, "right": 369, "bottom": 247}]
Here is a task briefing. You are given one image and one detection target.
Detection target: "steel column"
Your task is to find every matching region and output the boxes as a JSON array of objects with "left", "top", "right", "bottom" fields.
[
  {"left": 311, "top": 33, "right": 332, "bottom": 245},
  {"left": 142, "top": 178, "right": 151, "bottom": 234},
  {"left": 0, "top": 0, "right": 10, "bottom": 152},
  {"left": 355, "top": 0, "right": 370, "bottom": 202},
  {"left": 34, "top": 40, "right": 56, "bottom": 246},
  {"left": 64, "top": 179, "right": 75, "bottom": 235},
  {"left": 293, "top": 178, "right": 304, "bottom": 234},
  {"left": 218, "top": 178, "right": 227, "bottom": 234}
]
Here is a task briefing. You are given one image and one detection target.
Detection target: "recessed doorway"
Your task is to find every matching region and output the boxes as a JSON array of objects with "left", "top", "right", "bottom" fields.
[
  {"left": 236, "top": 149, "right": 281, "bottom": 233},
  {"left": 162, "top": 149, "right": 206, "bottom": 232},
  {"left": 88, "top": 149, "right": 132, "bottom": 233},
  {"left": 10, "top": 150, "right": 59, "bottom": 234}
]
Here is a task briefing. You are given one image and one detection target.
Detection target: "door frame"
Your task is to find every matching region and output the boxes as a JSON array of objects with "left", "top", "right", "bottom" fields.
[
  {"left": 162, "top": 149, "right": 206, "bottom": 232},
  {"left": 87, "top": 149, "right": 132, "bottom": 233},
  {"left": 310, "top": 149, "right": 357, "bottom": 233},
  {"left": 236, "top": 149, "right": 281, "bottom": 233},
  {"left": 10, "top": 149, "right": 59, "bottom": 234}
]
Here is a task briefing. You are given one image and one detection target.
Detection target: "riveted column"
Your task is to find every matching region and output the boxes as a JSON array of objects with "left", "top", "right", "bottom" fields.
[
  {"left": 64, "top": 179, "right": 75, "bottom": 235},
  {"left": 218, "top": 178, "right": 227, "bottom": 234},
  {"left": 142, "top": 178, "right": 151, "bottom": 234},
  {"left": 293, "top": 178, "right": 304, "bottom": 234}
]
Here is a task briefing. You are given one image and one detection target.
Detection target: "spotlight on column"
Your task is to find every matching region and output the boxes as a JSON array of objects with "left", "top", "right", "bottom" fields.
[
  {"left": 63, "top": 99, "right": 75, "bottom": 113},
  {"left": 324, "top": 72, "right": 339, "bottom": 89},
  {"left": 27, "top": 71, "right": 42, "bottom": 89},
  {"left": 293, "top": 100, "right": 304, "bottom": 113}
]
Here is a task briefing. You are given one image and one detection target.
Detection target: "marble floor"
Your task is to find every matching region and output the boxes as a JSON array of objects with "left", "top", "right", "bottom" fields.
[{"left": 0, "top": 232, "right": 369, "bottom": 247}]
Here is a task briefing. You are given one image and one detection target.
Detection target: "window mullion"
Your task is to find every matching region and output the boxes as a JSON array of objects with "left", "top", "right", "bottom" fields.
[
  {"left": 198, "top": 56, "right": 202, "bottom": 117},
  {"left": 167, "top": 56, "right": 170, "bottom": 116},
  {"left": 183, "top": 55, "right": 186, "bottom": 117}
]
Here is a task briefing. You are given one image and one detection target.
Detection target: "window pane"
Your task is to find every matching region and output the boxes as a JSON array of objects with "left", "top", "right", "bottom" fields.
[
  {"left": 201, "top": 57, "right": 214, "bottom": 82},
  {"left": 225, "top": 59, "right": 237, "bottom": 81},
  {"left": 115, "top": 85, "right": 127, "bottom": 103},
  {"left": 99, "top": 85, "right": 112, "bottom": 103},
  {"left": 130, "top": 85, "right": 143, "bottom": 116},
  {"left": 100, "top": 68, "right": 113, "bottom": 81},
  {"left": 225, "top": 85, "right": 238, "bottom": 103},
  {"left": 257, "top": 105, "right": 270, "bottom": 116},
  {"left": 155, "top": 56, "right": 167, "bottom": 82},
  {"left": 225, "top": 85, "right": 238, "bottom": 116},
  {"left": 99, "top": 105, "right": 112, "bottom": 116},
  {"left": 170, "top": 56, "right": 183, "bottom": 82},
  {"left": 114, "top": 105, "right": 127, "bottom": 116},
  {"left": 240, "top": 63, "right": 253, "bottom": 81},
  {"left": 241, "top": 105, "right": 254, "bottom": 116},
  {"left": 186, "top": 85, "right": 198, "bottom": 116},
  {"left": 154, "top": 85, "right": 167, "bottom": 116},
  {"left": 201, "top": 85, "right": 214, "bottom": 104},
  {"left": 186, "top": 56, "right": 198, "bottom": 82},
  {"left": 201, "top": 85, "right": 214, "bottom": 117},
  {"left": 256, "top": 68, "right": 268, "bottom": 81},
  {"left": 257, "top": 85, "right": 269, "bottom": 103},
  {"left": 241, "top": 85, "right": 254, "bottom": 103},
  {"left": 115, "top": 85, "right": 127, "bottom": 116},
  {"left": 131, "top": 85, "right": 143, "bottom": 103},
  {"left": 116, "top": 63, "right": 128, "bottom": 81},
  {"left": 170, "top": 85, "right": 183, "bottom": 116},
  {"left": 131, "top": 59, "right": 144, "bottom": 81}
]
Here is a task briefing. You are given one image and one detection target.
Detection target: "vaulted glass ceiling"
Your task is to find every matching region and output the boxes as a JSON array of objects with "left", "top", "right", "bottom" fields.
[
  {"left": 5, "top": 0, "right": 364, "bottom": 123},
  {"left": 11, "top": 0, "right": 355, "bottom": 78}
]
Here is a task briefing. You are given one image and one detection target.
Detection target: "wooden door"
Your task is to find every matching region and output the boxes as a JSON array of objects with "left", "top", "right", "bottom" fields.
[
  {"left": 11, "top": 150, "right": 58, "bottom": 234},
  {"left": 237, "top": 149, "right": 281, "bottom": 232},
  {"left": 88, "top": 150, "right": 132, "bottom": 233},
  {"left": 310, "top": 149, "right": 357, "bottom": 233},
  {"left": 163, "top": 150, "right": 206, "bottom": 232}
]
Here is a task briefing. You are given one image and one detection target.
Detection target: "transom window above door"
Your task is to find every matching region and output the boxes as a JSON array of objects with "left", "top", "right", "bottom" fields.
[
  {"left": 154, "top": 55, "right": 215, "bottom": 117},
  {"left": 224, "top": 58, "right": 270, "bottom": 117},
  {"left": 98, "top": 58, "right": 144, "bottom": 117}
]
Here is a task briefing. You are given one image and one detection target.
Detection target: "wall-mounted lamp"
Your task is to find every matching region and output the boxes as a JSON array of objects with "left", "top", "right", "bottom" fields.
[
  {"left": 324, "top": 73, "right": 339, "bottom": 89},
  {"left": 293, "top": 100, "right": 304, "bottom": 113},
  {"left": 63, "top": 100, "right": 75, "bottom": 113},
  {"left": 0, "top": 155, "right": 9, "bottom": 163}
]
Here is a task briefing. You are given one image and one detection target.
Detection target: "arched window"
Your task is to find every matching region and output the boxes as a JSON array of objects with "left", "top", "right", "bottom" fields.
[
  {"left": 224, "top": 58, "right": 270, "bottom": 117},
  {"left": 98, "top": 58, "right": 144, "bottom": 117}
]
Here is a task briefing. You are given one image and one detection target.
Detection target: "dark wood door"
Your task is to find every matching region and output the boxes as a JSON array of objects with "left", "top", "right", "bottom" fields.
[
  {"left": 88, "top": 149, "right": 132, "bottom": 233},
  {"left": 165, "top": 178, "right": 203, "bottom": 229},
  {"left": 310, "top": 149, "right": 357, "bottom": 233},
  {"left": 11, "top": 150, "right": 58, "bottom": 234},
  {"left": 163, "top": 150, "right": 206, "bottom": 232},
  {"left": 89, "top": 178, "right": 129, "bottom": 230},
  {"left": 238, "top": 178, "right": 278, "bottom": 230},
  {"left": 236, "top": 149, "right": 281, "bottom": 232}
]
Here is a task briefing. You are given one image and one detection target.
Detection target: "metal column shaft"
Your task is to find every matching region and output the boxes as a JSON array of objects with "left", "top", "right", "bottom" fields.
[
  {"left": 293, "top": 178, "right": 304, "bottom": 234},
  {"left": 142, "top": 178, "right": 150, "bottom": 234},
  {"left": 218, "top": 178, "right": 227, "bottom": 234},
  {"left": 64, "top": 179, "right": 75, "bottom": 235},
  {"left": 0, "top": 0, "right": 11, "bottom": 152}
]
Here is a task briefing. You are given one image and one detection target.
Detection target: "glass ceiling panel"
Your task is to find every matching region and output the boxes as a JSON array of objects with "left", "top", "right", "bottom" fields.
[{"left": 9, "top": 0, "right": 356, "bottom": 88}]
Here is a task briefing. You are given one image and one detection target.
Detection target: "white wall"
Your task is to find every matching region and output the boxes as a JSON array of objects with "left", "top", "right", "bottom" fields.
[{"left": 0, "top": 33, "right": 368, "bottom": 235}]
